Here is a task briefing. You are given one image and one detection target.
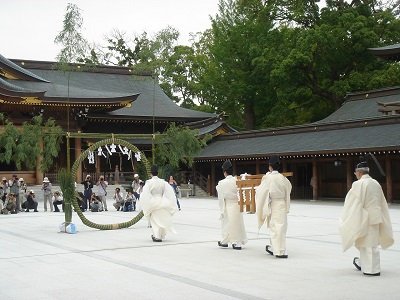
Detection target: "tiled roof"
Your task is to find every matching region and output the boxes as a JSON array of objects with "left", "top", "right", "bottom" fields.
[
  {"left": 368, "top": 43, "right": 400, "bottom": 57},
  {"left": 6, "top": 69, "right": 140, "bottom": 100},
  {"left": 0, "top": 77, "right": 45, "bottom": 97},
  {"left": 0, "top": 54, "right": 49, "bottom": 82},
  {"left": 107, "top": 79, "right": 215, "bottom": 120},
  {"left": 197, "top": 85, "right": 400, "bottom": 160},
  {"left": 197, "top": 122, "right": 400, "bottom": 159},
  {"left": 314, "top": 87, "right": 400, "bottom": 124},
  {"left": 4, "top": 58, "right": 215, "bottom": 120},
  {"left": 185, "top": 114, "right": 237, "bottom": 136},
  {"left": 192, "top": 120, "right": 233, "bottom": 136}
]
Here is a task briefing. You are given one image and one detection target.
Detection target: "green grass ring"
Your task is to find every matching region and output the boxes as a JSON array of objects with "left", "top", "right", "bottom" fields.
[{"left": 70, "top": 138, "right": 150, "bottom": 230}]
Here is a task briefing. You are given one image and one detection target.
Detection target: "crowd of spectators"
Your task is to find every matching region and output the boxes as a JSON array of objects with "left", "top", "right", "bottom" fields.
[
  {"left": 1, "top": 172, "right": 183, "bottom": 215},
  {"left": 1, "top": 175, "right": 31, "bottom": 214}
]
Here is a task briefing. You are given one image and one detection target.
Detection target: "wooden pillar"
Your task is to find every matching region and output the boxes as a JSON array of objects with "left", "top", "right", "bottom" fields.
[
  {"left": 207, "top": 174, "right": 211, "bottom": 196},
  {"left": 192, "top": 162, "right": 196, "bottom": 175},
  {"left": 385, "top": 153, "right": 392, "bottom": 203},
  {"left": 312, "top": 158, "right": 318, "bottom": 200},
  {"left": 282, "top": 158, "right": 287, "bottom": 172},
  {"left": 35, "top": 137, "right": 44, "bottom": 184},
  {"left": 232, "top": 160, "right": 237, "bottom": 176},
  {"left": 346, "top": 156, "right": 353, "bottom": 192},
  {"left": 96, "top": 153, "right": 101, "bottom": 179},
  {"left": 210, "top": 161, "right": 216, "bottom": 196},
  {"left": 75, "top": 137, "right": 82, "bottom": 183},
  {"left": 256, "top": 158, "right": 260, "bottom": 174}
]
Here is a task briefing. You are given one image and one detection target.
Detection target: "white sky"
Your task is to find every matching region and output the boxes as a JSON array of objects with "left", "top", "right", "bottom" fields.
[{"left": 1, "top": 0, "right": 220, "bottom": 61}]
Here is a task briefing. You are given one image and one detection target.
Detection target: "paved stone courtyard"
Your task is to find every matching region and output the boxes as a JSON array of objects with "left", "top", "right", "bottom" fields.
[{"left": 1, "top": 195, "right": 399, "bottom": 300}]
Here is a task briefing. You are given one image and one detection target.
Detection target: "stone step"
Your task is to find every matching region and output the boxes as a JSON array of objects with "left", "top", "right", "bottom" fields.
[{"left": 191, "top": 184, "right": 208, "bottom": 197}]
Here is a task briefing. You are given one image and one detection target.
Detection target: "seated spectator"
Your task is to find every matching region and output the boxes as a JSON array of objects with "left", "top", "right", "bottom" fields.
[
  {"left": 75, "top": 191, "right": 85, "bottom": 211},
  {"left": 52, "top": 190, "right": 64, "bottom": 212},
  {"left": 112, "top": 187, "right": 124, "bottom": 211},
  {"left": 123, "top": 191, "right": 135, "bottom": 212},
  {"left": 90, "top": 193, "right": 103, "bottom": 212},
  {"left": 22, "top": 190, "right": 39, "bottom": 212},
  {"left": 1, "top": 193, "right": 17, "bottom": 214}
]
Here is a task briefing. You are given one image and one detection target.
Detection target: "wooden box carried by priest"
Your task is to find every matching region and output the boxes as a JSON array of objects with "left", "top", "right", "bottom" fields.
[{"left": 236, "top": 173, "right": 293, "bottom": 213}]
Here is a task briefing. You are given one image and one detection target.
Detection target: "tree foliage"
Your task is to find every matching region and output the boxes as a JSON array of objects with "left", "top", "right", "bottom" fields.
[
  {"left": 154, "top": 123, "right": 212, "bottom": 169},
  {"left": 87, "top": 27, "right": 180, "bottom": 78},
  {"left": 198, "top": 0, "right": 400, "bottom": 129},
  {"left": 54, "top": 3, "right": 91, "bottom": 170},
  {"left": 79, "top": 0, "right": 400, "bottom": 130},
  {"left": 54, "top": 3, "right": 89, "bottom": 67},
  {"left": 205, "top": 0, "right": 288, "bottom": 130},
  {"left": 0, "top": 114, "right": 63, "bottom": 172}
]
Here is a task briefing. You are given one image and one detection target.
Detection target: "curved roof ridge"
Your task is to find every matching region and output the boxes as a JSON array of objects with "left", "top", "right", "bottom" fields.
[
  {"left": 345, "top": 86, "right": 400, "bottom": 100},
  {"left": 0, "top": 77, "right": 46, "bottom": 98},
  {"left": 368, "top": 43, "right": 400, "bottom": 51},
  {"left": 0, "top": 54, "right": 49, "bottom": 82},
  {"left": 185, "top": 113, "right": 225, "bottom": 126}
]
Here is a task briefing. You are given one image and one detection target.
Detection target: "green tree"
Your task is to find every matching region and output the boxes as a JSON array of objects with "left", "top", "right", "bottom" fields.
[
  {"left": 265, "top": 0, "right": 400, "bottom": 126},
  {"left": 200, "top": 0, "right": 400, "bottom": 129},
  {"left": 205, "top": 0, "right": 282, "bottom": 130},
  {"left": 154, "top": 123, "right": 212, "bottom": 169},
  {"left": 182, "top": 31, "right": 226, "bottom": 115},
  {"left": 90, "top": 27, "right": 180, "bottom": 79},
  {"left": 41, "top": 118, "right": 64, "bottom": 172},
  {"left": 54, "top": 2, "right": 89, "bottom": 226},
  {"left": 161, "top": 45, "right": 197, "bottom": 106},
  {"left": 54, "top": 3, "right": 89, "bottom": 66},
  {"left": 0, "top": 114, "right": 62, "bottom": 172},
  {"left": 72, "top": 0, "right": 400, "bottom": 131},
  {"left": 54, "top": 2, "right": 89, "bottom": 168}
]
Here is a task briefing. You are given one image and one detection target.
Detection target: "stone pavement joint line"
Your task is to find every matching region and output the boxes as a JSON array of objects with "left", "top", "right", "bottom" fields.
[
  {"left": 0, "top": 229, "right": 265, "bottom": 300},
  {"left": 0, "top": 198, "right": 399, "bottom": 300}
]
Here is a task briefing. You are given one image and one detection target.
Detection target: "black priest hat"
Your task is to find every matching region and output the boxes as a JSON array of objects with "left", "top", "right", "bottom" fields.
[
  {"left": 150, "top": 164, "right": 159, "bottom": 173},
  {"left": 222, "top": 160, "right": 232, "bottom": 171},
  {"left": 269, "top": 155, "right": 280, "bottom": 168},
  {"left": 356, "top": 156, "right": 368, "bottom": 170},
  {"left": 355, "top": 153, "right": 385, "bottom": 177}
]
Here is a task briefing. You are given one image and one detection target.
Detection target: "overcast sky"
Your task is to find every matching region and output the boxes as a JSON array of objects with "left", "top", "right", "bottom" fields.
[{"left": 1, "top": 0, "right": 220, "bottom": 61}]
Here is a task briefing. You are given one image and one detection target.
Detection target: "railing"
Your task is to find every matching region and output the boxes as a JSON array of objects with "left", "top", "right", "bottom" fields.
[
  {"left": 193, "top": 171, "right": 209, "bottom": 195},
  {"left": 44, "top": 173, "right": 58, "bottom": 184},
  {"left": 0, "top": 171, "right": 36, "bottom": 186}
]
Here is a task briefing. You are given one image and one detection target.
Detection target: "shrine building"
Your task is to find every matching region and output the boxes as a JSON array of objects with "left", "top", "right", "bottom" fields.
[
  {"left": 0, "top": 54, "right": 233, "bottom": 184},
  {"left": 2, "top": 42, "right": 400, "bottom": 203},
  {"left": 194, "top": 43, "right": 400, "bottom": 202}
]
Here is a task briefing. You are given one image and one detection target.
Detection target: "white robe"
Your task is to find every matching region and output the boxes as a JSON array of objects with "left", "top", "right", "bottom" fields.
[
  {"left": 216, "top": 175, "right": 248, "bottom": 245},
  {"left": 255, "top": 171, "right": 291, "bottom": 229},
  {"left": 140, "top": 176, "right": 177, "bottom": 239},
  {"left": 255, "top": 171, "right": 292, "bottom": 255},
  {"left": 339, "top": 174, "right": 394, "bottom": 252}
]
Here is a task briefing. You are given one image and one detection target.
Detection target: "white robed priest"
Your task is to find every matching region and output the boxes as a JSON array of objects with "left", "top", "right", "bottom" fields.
[
  {"left": 339, "top": 155, "right": 394, "bottom": 276},
  {"left": 255, "top": 154, "right": 292, "bottom": 258},
  {"left": 140, "top": 164, "right": 177, "bottom": 242},
  {"left": 216, "top": 160, "right": 247, "bottom": 250}
]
